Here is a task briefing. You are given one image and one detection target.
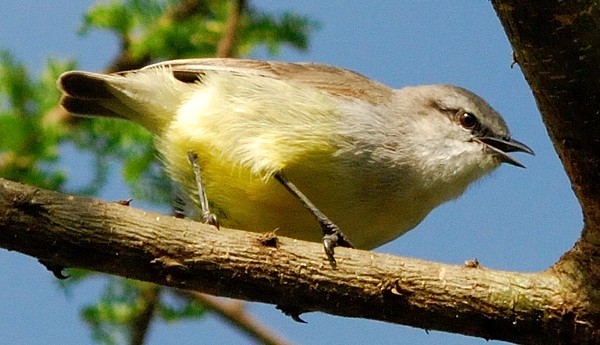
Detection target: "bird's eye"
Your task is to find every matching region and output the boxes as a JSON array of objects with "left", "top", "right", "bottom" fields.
[{"left": 458, "top": 112, "right": 478, "bottom": 129}]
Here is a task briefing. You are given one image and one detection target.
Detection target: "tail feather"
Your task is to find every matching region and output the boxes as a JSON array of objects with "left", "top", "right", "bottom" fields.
[
  {"left": 57, "top": 68, "right": 186, "bottom": 133},
  {"left": 59, "top": 71, "right": 119, "bottom": 100},
  {"left": 59, "top": 71, "right": 144, "bottom": 121},
  {"left": 60, "top": 96, "right": 125, "bottom": 119}
]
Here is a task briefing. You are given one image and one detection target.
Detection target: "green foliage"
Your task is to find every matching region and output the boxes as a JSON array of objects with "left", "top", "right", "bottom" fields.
[
  {"left": 80, "top": 0, "right": 317, "bottom": 60},
  {"left": 0, "top": 51, "right": 75, "bottom": 190},
  {"left": 79, "top": 278, "right": 207, "bottom": 345},
  {"left": 243, "top": 9, "right": 318, "bottom": 55},
  {"left": 66, "top": 116, "right": 172, "bottom": 202},
  {"left": 157, "top": 296, "right": 208, "bottom": 322}
]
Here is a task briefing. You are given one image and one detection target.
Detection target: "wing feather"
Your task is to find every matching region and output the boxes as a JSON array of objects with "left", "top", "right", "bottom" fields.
[{"left": 142, "top": 58, "right": 394, "bottom": 105}]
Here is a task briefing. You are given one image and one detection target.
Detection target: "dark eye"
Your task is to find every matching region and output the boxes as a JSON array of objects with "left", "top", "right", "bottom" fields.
[{"left": 459, "top": 112, "right": 478, "bottom": 129}]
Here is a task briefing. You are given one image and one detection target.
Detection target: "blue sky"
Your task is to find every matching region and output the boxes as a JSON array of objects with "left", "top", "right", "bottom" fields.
[{"left": 0, "top": 1, "right": 582, "bottom": 345}]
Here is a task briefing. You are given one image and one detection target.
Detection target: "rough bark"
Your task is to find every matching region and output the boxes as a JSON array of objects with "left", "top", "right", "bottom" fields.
[
  {"left": 491, "top": 3, "right": 600, "bottom": 343},
  {"left": 0, "top": 178, "right": 597, "bottom": 344},
  {"left": 491, "top": 1, "right": 600, "bottom": 240}
]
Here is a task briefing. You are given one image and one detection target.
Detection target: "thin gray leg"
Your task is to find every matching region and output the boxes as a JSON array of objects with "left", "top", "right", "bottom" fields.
[
  {"left": 187, "top": 151, "right": 219, "bottom": 228},
  {"left": 274, "top": 172, "right": 354, "bottom": 268}
]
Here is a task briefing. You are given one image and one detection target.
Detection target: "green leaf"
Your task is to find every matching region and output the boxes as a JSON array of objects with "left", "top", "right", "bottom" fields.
[
  {"left": 80, "top": 0, "right": 135, "bottom": 37},
  {"left": 0, "top": 50, "right": 72, "bottom": 190},
  {"left": 158, "top": 293, "right": 208, "bottom": 322}
]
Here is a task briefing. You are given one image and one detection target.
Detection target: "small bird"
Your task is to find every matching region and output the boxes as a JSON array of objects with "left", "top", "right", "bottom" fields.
[{"left": 58, "top": 58, "right": 533, "bottom": 266}]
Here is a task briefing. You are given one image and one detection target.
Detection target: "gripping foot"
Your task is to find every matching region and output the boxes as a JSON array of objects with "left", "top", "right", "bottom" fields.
[{"left": 274, "top": 173, "right": 354, "bottom": 268}]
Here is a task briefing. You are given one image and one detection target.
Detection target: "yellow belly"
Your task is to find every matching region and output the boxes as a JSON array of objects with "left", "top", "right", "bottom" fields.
[{"left": 154, "top": 72, "right": 433, "bottom": 249}]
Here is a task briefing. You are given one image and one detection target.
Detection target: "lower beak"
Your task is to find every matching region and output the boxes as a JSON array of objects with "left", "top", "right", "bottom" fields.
[{"left": 477, "top": 136, "right": 535, "bottom": 168}]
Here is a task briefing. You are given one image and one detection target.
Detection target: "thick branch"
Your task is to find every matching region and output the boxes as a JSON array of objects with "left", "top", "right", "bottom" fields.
[
  {"left": 0, "top": 178, "right": 597, "bottom": 344},
  {"left": 491, "top": 1, "right": 600, "bottom": 243},
  {"left": 491, "top": 4, "right": 600, "bottom": 332}
]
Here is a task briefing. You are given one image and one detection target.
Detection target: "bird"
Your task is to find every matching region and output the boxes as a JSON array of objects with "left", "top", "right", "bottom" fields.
[{"left": 58, "top": 58, "right": 533, "bottom": 267}]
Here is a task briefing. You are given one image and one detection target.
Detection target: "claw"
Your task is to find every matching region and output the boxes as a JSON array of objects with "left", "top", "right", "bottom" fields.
[
  {"left": 321, "top": 222, "right": 355, "bottom": 269},
  {"left": 202, "top": 211, "right": 219, "bottom": 229}
]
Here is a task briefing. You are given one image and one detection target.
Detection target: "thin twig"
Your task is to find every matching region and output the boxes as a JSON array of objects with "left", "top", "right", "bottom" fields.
[
  {"left": 186, "top": 291, "right": 295, "bottom": 345},
  {"left": 130, "top": 285, "right": 161, "bottom": 345},
  {"left": 217, "top": 0, "right": 246, "bottom": 58}
]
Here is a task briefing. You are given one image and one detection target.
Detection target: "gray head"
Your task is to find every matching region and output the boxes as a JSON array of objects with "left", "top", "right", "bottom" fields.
[
  {"left": 376, "top": 84, "right": 535, "bottom": 204},
  {"left": 396, "top": 84, "right": 533, "bottom": 169}
]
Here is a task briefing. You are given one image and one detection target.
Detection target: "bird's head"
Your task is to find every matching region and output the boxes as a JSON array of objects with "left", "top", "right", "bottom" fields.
[{"left": 394, "top": 85, "right": 534, "bottom": 192}]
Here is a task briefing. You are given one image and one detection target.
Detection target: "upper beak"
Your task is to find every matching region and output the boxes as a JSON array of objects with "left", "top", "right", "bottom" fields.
[{"left": 477, "top": 136, "right": 535, "bottom": 168}]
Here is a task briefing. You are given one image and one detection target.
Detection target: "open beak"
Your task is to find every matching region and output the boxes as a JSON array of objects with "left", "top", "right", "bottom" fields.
[{"left": 477, "top": 136, "right": 535, "bottom": 168}]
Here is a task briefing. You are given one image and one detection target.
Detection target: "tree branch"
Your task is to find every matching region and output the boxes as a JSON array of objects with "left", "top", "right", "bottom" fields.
[
  {"left": 216, "top": 0, "right": 246, "bottom": 58},
  {"left": 0, "top": 177, "right": 597, "bottom": 344},
  {"left": 489, "top": 6, "right": 600, "bottom": 341},
  {"left": 130, "top": 284, "right": 160, "bottom": 345},
  {"left": 491, "top": 1, "right": 600, "bottom": 243},
  {"left": 187, "top": 292, "right": 294, "bottom": 345}
]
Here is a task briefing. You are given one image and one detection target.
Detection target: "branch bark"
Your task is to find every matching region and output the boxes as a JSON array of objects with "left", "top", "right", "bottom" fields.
[
  {"left": 491, "top": 1, "right": 600, "bottom": 242},
  {"left": 0, "top": 177, "right": 597, "bottom": 344},
  {"left": 490, "top": 5, "right": 600, "bottom": 342}
]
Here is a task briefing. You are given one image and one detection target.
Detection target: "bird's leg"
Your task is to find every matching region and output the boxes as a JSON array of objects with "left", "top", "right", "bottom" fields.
[
  {"left": 274, "top": 173, "right": 354, "bottom": 268},
  {"left": 187, "top": 151, "right": 219, "bottom": 228}
]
